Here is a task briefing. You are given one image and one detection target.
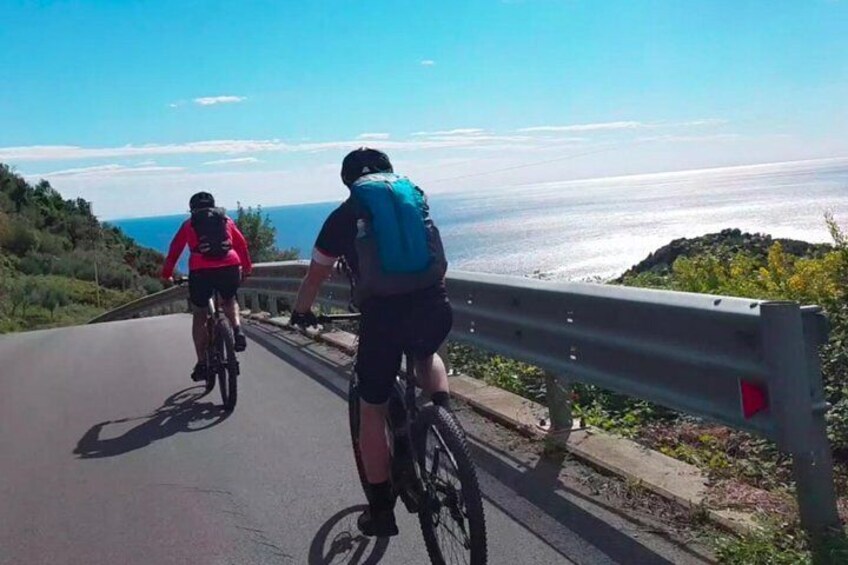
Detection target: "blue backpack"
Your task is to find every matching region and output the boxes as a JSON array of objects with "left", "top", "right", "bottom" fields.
[{"left": 349, "top": 173, "right": 447, "bottom": 303}]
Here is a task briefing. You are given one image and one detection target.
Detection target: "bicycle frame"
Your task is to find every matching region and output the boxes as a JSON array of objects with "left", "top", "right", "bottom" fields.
[
  {"left": 205, "top": 290, "right": 224, "bottom": 335},
  {"left": 319, "top": 313, "right": 423, "bottom": 506}
]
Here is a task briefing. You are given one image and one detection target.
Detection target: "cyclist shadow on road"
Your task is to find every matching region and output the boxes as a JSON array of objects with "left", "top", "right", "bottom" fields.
[
  {"left": 73, "top": 386, "right": 230, "bottom": 459},
  {"left": 308, "top": 505, "right": 390, "bottom": 565}
]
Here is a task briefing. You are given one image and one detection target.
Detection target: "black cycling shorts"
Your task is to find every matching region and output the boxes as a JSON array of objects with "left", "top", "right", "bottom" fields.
[
  {"left": 188, "top": 265, "right": 241, "bottom": 308},
  {"left": 355, "top": 290, "right": 452, "bottom": 404}
]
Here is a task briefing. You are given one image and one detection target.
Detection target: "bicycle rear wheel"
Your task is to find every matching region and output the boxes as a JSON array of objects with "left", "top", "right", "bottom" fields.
[
  {"left": 416, "top": 405, "right": 487, "bottom": 565},
  {"left": 216, "top": 318, "right": 238, "bottom": 411},
  {"left": 204, "top": 349, "right": 216, "bottom": 393}
]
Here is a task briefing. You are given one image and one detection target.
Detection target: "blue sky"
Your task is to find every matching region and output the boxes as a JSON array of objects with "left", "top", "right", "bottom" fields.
[{"left": 1, "top": 0, "right": 846, "bottom": 218}]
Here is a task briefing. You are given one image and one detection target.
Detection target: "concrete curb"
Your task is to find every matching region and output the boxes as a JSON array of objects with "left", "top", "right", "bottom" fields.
[
  {"left": 246, "top": 315, "right": 760, "bottom": 535},
  {"left": 447, "top": 375, "right": 759, "bottom": 535}
]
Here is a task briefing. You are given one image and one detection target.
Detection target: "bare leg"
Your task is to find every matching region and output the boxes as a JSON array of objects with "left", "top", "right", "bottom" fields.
[
  {"left": 192, "top": 308, "right": 208, "bottom": 363},
  {"left": 221, "top": 296, "right": 240, "bottom": 329},
  {"left": 357, "top": 398, "right": 398, "bottom": 536},
  {"left": 414, "top": 353, "right": 449, "bottom": 396},
  {"left": 359, "top": 401, "right": 391, "bottom": 484}
]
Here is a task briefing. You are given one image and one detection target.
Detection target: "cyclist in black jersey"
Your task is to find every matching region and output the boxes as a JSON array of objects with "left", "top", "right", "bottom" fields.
[{"left": 291, "top": 148, "right": 453, "bottom": 538}]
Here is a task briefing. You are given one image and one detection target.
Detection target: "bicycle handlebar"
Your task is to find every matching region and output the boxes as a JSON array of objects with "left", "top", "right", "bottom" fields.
[{"left": 316, "top": 313, "right": 361, "bottom": 323}]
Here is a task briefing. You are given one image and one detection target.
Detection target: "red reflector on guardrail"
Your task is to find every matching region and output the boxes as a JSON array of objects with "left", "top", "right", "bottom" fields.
[{"left": 740, "top": 380, "right": 768, "bottom": 419}]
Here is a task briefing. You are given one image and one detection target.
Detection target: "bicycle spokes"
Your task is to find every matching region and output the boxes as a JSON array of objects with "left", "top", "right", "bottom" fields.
[{"left": 422, "top": 427, "right": 473, "bottom": 560}]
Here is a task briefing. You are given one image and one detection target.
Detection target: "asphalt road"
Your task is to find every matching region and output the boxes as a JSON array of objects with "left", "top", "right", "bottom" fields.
[{"left": 0, "top": 315, "right": 704, "bottom": 564}]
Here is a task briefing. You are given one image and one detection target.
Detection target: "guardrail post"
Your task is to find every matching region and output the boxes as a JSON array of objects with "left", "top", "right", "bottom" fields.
[
  {"left": 237, "top": 291, "right": 245, "bottom": 309},
  {"left": 761, "top": 302, "right": 841, "bottom": 557},
  {"left": 251, "top": 292, "right": 260, "bottom": 312},
  {"left": 545, "top": 373, "right": 573, "bottom": 436},
  {"left": 268, "top": 294, "right": 279, "bottom": 316}
]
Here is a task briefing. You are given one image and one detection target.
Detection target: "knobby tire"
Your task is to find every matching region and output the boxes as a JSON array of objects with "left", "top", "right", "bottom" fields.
[{"left": 416, "top": 405, "right": 487, "bottom": 565}]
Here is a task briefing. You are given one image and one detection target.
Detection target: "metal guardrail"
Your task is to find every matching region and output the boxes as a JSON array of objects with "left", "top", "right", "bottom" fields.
[
  {"left": 88, "top": 285, "right": 189, "bottom": 323},
  {"left": 93, "top": 260, "right": 842, "bottom": 545}
]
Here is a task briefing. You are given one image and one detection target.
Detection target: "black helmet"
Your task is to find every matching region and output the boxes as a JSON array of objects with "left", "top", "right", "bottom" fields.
[
  {"left": 341, "top": 147, "right": 393, "bottom": 187},
  {"left": 189, "top": 191, "right": 215, "bottom": 210}
]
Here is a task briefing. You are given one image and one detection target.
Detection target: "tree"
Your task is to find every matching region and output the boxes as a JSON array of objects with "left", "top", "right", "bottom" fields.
[
  {"left": 7, "top": 278, "right": 39, "bottom": 318},
  {"left": 0, "top": 210, "right": 10, "bottom": 247},
  {"left": 234, "top": 202, "right": 299, "bottom": 263},
  {"left": 8, "top": 176, "right": 31, "bottom": 213},
  {"left": 3, "top": 220, "right": 39, "bottom": 256},
  {"left": 39, "top": 286, "right": 69, "bottom": 320}
]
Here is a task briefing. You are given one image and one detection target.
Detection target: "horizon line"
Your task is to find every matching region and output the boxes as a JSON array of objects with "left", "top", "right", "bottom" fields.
[{"left": 103, "top": 154, "right": 848, "bottom": 222}]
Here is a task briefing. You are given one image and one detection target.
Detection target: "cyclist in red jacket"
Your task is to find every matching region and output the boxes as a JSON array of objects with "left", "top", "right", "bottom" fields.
[{"left": 161, "top": 192, "right": 253, "bottom": 382}]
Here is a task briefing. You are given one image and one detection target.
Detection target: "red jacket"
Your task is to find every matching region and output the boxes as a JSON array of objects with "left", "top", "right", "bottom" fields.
[{"left": 161, "top": 216, "right": 252, "bottom": 279}]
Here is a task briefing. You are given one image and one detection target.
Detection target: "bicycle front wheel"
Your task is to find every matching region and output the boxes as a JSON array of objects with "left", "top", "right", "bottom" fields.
[{"left": 416, "top": 405, "right": 487, "bottom": 565}]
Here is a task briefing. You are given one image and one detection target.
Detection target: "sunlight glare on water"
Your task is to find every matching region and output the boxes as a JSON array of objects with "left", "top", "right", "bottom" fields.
[{"left": 431, "top": 158, "right": 848, "bottom": 280}]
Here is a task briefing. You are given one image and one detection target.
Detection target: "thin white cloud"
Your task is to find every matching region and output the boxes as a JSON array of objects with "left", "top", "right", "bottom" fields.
[
  {"left": 519, "top": 121, "right": 646, "bottom": 133},
  {"left": 0, "top": 119, "right": 729, "bottom": 165},
  {"left": 420, "top": 60, "right": 436, "bottom": 66},
  {"left": 638, "top": 133, "right": 742, "bottom": 143},
  {"left": 673, "top": 119, "right": 727, "bottom": 127},
  {"left": 30, "top": 164, "right": 184, "bottom": 178},
  {"left": 0, "top": 140, "right": 285, "bottom": 161},
  {"left": 518, "top": 119, "right": 726, "bottom": 134},
  {"left": 0, "top": 137, "right": 496, "bottom": 162},
  {"left": 203, "top": 157, "right": 262, "bottom": 166},
  {"left": 412, "top": 128, "right": 486, "bottom": 137},
  {"left": 193, "top": 95, "right": 247, "bottom": 106},
  {"left": 358, "top": 133, "right": 391, "bottom": 140}
]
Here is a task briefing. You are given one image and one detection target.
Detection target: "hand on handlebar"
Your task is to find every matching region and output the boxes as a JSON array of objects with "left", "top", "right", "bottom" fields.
[{"left": 290, "top": 310, "right": 319, "bottom": 329}]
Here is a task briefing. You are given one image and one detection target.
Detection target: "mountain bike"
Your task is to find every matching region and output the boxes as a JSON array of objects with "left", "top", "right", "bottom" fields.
[
  {"left": 174, "top": 277, "right": 238, "bottom": 411},
  {"left": 317, "top": 312, "right": 487, "bottom": 565}
]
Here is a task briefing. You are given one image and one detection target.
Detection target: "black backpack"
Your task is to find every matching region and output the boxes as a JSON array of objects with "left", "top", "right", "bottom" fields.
[{"left": 190, "top": 207, "right": 233, "bottom": 259}]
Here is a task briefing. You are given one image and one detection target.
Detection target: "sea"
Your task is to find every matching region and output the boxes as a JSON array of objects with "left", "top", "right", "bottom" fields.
[{"left": 114, "top": 158, "right": 848, "bottom": 281}]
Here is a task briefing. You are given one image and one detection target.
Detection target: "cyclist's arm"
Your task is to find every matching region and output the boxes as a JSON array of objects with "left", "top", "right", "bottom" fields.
[
  {"left": 294, "top": 204, "right": 352, "bottom": 313},
  {"left": 161, "top": 221, "right": 190, "bottom": 279},
  {"left": 293, "top": 249, "right": 335, "bottom": 313},
  {"left": 228, "top": 219, "right": 253, "bottom": 276}
]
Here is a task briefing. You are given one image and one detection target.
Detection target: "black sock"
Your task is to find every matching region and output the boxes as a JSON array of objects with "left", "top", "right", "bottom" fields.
[
  {"left": 368, "top": 481, "right": 394, "bottom": 511},
  {"left": 431, "top": 391, "right": 451, "bottom": 410}
]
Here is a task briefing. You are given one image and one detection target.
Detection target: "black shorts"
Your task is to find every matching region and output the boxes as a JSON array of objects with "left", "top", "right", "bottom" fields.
[
  {"left": 188, "top": 266, "right": 241, "bottom": 308},
  {"left": 355, "top": 290, "right": 452, "bottom": 404}
]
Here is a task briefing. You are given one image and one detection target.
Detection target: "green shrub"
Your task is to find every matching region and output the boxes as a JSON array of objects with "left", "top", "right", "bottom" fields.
[
  {"left": 3, "top": 219, "right": 39, "bottom": 256},
  {"left": 37, "top": 231, "right": 71, "bottom": 255},
  {"left": 714, "top": 525, "right": 809, "bottom": 565},
  {"left": 139, "top": 276, "right": 164, "bottom": 295},
  {"left": 448, "top": 343, "right": 547, "bottom": 402}
]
